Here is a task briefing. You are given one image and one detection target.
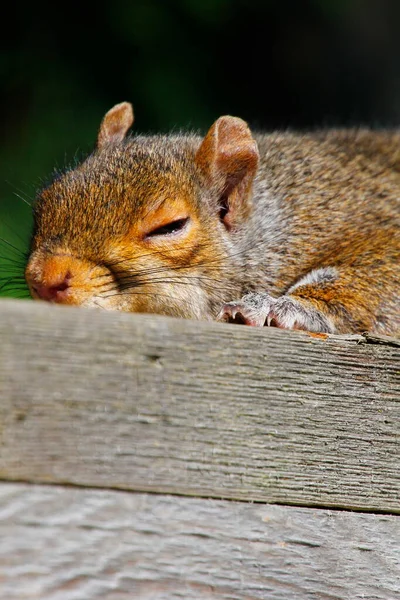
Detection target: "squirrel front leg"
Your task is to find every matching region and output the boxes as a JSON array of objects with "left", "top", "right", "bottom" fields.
[
  {"left": 218, "top": 290, "right": 335, "bottom": 332},
  {"left": 218, "top": 266, "right": 381, "bottom": 334}
]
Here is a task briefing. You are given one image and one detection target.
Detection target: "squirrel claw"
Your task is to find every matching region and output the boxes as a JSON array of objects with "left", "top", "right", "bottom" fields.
[
  {"left": 217, "top": 303, "right": 253, "bottom": 325},
  {"left": 217, "top": 292, "right": 277, "bottom": 327},
  {"left": 217, "top": 304, "right": 264, "bottom": 326},
  {"left": 217, "top": 302, "right": 264, "bottom": 327},
  {"left": 218, "top": 293, "right": 335, "bottom": 333}
]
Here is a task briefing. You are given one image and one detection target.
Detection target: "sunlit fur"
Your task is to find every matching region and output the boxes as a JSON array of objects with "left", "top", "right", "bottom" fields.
[
  {"left": 26, "top": 134, "right": 245, "bottom": 320},
  {"left": 24, "top": 106, "right": 400, "bottom": 335}
]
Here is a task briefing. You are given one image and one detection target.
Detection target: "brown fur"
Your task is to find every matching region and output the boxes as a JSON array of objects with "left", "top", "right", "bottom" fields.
[{"left": 26, "top": 103, "right": 399, "bottom": 335}]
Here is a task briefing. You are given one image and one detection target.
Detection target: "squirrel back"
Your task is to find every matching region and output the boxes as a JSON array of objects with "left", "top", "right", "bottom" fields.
[{"left": 25, "top": 102, "right": 400, "bottom": 335}]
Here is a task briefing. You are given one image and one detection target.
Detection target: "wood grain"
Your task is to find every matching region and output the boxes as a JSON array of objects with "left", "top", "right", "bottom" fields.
[
  {"left": 0, "top": 299, "right": 399, "bottom": 512},
  {"left": 0, "top": 482, "right": 399, "bottom": 600}
]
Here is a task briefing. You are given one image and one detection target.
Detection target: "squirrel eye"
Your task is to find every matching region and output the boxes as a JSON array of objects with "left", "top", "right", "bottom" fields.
[{"left": 146, "top": 217, "right": 189, "bottom": 238}]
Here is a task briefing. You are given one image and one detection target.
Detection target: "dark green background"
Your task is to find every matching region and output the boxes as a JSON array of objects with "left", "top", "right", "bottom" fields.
[{"left": 2, "top": 0, "right": 400, "bottom": 296}]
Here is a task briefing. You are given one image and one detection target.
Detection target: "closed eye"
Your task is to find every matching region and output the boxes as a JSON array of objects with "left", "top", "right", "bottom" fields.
[{"left": 145, "top": 217, "right": 189, "bottom": 238}]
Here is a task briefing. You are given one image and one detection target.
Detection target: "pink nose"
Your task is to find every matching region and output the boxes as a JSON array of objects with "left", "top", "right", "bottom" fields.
[{"left": 32, "top": 273, "right": 71, "bottom": 302}]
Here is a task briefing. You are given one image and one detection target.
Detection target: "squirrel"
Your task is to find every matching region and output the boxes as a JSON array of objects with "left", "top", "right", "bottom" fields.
[{"left": 25, "top": 101, "right": 400, "bottom": 336}]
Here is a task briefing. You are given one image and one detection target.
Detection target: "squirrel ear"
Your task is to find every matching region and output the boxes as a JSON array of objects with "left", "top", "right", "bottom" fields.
[
  {"left": 97, "top": 102, "right": 134, "bottom": 148},
  {"left": 195, "top": 116, "right": 259, "bottom": 230}
]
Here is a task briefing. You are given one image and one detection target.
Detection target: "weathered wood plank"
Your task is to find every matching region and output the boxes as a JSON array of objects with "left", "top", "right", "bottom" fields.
[
  {"left": 0, "top": 482, "right": 399, "bottom": 600},
  {"left": 0, "top": 299, "right": 399, "bottom": 512}
]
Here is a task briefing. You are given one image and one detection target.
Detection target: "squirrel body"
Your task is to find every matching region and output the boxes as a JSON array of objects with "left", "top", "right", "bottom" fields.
[{"left": 26, "top": 102, "right": 400, "bottom": 335}]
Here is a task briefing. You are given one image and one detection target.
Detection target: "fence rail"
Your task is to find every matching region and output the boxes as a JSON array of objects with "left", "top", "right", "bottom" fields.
[{"left": 0, "top": 299, "right": 399, "bottom": 599}]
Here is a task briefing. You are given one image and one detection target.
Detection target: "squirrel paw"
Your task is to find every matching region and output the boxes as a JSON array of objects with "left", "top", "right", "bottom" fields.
[
  {"left": 217, "top": 292, "right": 276, "bottom": 327},
  {"left": 218, "top": 293, "right": 335, "bottom": 333},
  {"left": 270, "top": 296, "right": 334, "bottom": 332}
]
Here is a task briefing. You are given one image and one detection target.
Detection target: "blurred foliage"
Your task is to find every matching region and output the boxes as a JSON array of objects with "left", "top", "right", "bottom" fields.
[{"left": 1, "top": 0, "right": 400, "bottom": 296}]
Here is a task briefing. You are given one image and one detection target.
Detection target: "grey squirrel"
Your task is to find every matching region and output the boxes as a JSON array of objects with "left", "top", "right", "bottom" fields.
[{"left": 25, "top": 102, "right": 400, "bottom": 335}]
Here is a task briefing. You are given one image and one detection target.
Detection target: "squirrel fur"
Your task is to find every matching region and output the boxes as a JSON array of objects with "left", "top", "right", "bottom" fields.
[{"left": 26, "top": 102, "right": 400, "bottom": 336}]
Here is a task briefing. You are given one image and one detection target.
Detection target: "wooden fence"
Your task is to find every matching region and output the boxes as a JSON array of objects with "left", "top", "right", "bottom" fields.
[{"left": 0, "top": 298, "right": 399, "bottom": 599}]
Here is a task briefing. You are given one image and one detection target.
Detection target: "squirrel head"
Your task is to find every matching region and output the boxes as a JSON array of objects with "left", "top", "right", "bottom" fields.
[{"left": 25, "top": 102, "right": 259, "bottom": 319}]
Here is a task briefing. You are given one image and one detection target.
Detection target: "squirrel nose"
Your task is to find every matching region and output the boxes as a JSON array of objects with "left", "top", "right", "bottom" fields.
[{"left": 32, "top": 272, "right": 72, "bottom": 302}]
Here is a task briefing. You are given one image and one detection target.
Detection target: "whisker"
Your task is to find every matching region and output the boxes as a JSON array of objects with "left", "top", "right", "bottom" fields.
[
  {"left": 3, "top": 292, "right": 30, "bottom": 299},
  {"left": 0, "top": 280, "right": 29, "bottom": 291},
  {"left": 113, "top": 258, "right": 234, "bottom": 283},
  {"left": 0, "top": 237, "right": 28, "bottom": 258},
  {"left": 1, "top": 285, "right": 27, "bottom": 291},
  {"left": 12, "top": 191, "right": 33, "bottom": 208},
  {"left": 0, "top": 285, "right": 29, "bottom": 291},
  {"left": 0, "top": 273, "right": 26, "bottom": 285},
  {"left": 0, "top": 255, "right": 27, "bottom": 268},
  {"left": 0, "top": 218, "right": 31, "bottom": 249},
  {"left": 117, "top": 275, "right": 230, "bottom": 291},
  {"left": 0, "top": 280, "right": 27, "bottom": 286},
  {"left": 0, "top": 285, "right": 29, "bottom": 295},
  {"left": 0, "top": 271, "right": 26, "bottom": 278},
  {"left": 94, "top": 273, "right": 236, "bottom": 303},
  {"left": 104, "top": 232, "right": 269, "bottom": 276},
  {"left": 101, "top": 289, "right": 179, "bottom": 301},
  {"left": 4, "top": 181, "right": 34, "bottom": 208}
]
